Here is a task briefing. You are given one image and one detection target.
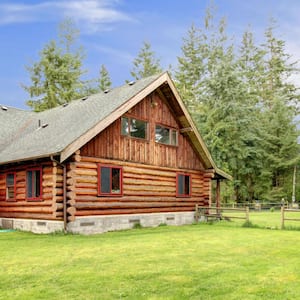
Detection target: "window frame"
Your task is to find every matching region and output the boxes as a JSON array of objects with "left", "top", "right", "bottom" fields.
[
  {"left": 97, "top": 164, "right": 123, "bottom": 196},
  {"left": 176, "top": 173, "right": 191, "bottom": 198},
  {"left": 26, "top": 168, "right": 43, "bottom": 201},
  {"left": 121, "top": 116, "right": 148, "bottom": 140},
  {"left": 155, "top": 124, "right": 178, "bottom": 146},
  {"left": 6, "top": 172, "right": 16, "bottom": 201}
]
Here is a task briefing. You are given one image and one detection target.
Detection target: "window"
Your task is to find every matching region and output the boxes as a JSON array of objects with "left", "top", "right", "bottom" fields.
[
  {"left": 155, "top": 125, "right": 178, "bottom": 146},
  {"left": 176, "top": 173, "right": 191, "bottom": 197},
  {"left": 6, "top": 173, "right": 16, "bottom": 201},
  {"left": 98, "top": 165, "right": 122, "bottom": 196},
  {"left": 121, "top": 117, "right": 148, "bottom": 139},
  {"left": 26, "top": 169, "right": 42, "bottom": 201}
]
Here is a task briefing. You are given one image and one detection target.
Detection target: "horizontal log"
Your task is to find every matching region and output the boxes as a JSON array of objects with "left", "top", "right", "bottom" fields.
[
  {"left": 73, "top": 176, "right": 97, "bottom": 184},
  {"left": 75, "top": 206, "right": 194, "bottom": 216},
  {"left": 16, "top": 193, "right": 26, "bottom": 200},
  {"left": 75, "top": 182, "right": 98, "bottom": 189},
  {"left": 0, "top": 211, "right": 60, "bottom": 220},
  {"left": 74, "top": 169, "right": 97, "bottom": 176},
  {"left": 75, "top": 201, "right": 198, "bottom": 210},
  {"left": 0, "top": 206, "right": 54, "bottom": 213},
  {"left": 75, "top": 162, "right": 97, "bottom": 169},
  {"left": 0, "top": 200, "right": 53, "bottom": 207},
  {"left": 123, "top": 178, "right": 175, "bottom": 187},
  {"left": 74, "top": 188, "right": 98, "bottom": 196},
  {"left": 43, "top": 180, "right": 54, "bottom": 187}
]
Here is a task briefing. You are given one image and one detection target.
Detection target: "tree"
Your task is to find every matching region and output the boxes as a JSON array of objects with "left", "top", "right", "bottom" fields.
[
  {"left": 258, "top": 22, "right": 300, "bottom": 201},
  {"left": 175, "top": 5, "right": 300, "bottom": 203},
  {"left": 23, "top": 19, "right": 86, "bottom": 111},
  {"left": 130, "top": 41, "right": 162, "bottom": 80},
  {"left": 98, "top": 64, "right": 112, "bottom": 92}
]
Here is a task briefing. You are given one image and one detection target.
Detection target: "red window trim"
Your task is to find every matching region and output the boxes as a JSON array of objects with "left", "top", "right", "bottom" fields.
[
  {"left": 97, "top": 164, "right": 123, "bottom": 197},
  {"left": 176, "top": 173, "right": 191, "bottom": 198},
  {"left": 6, "top": 172, "right": 17, "bottom": 202},
  {"left": 26, "top": 167, "right": 43, "bottom": 201}
]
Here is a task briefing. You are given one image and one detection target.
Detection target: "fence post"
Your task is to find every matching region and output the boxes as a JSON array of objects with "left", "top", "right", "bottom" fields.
[
  {"left": 195, "top": 204, "right": 199, "bottom": 222},
  {"left": 281, "top": 206, "right": 284, "bottom": 229},
  {"left": 246, "top": 206, "right": 249, "bottom": 222}
]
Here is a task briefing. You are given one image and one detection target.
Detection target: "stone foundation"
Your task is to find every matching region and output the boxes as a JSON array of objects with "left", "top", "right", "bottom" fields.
[
  {"left": 0, "top": 218, "right": 64, "bottom": 234},
  {"left": 0, "top": 211, "right": 196, "bottom": 235},
  {"left": 67, "top": 211, "right": 196, "bottom": 235}
]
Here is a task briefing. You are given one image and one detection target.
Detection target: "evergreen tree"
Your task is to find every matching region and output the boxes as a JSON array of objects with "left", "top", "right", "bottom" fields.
[
  {"left": 23, "top": 19, "right": 86, "bottom": 111},
  {"left": 98, "top": 64, "right": 112, "bottom": 92},
  {"left": 130, "top": 41, "right": 162, "bottom": 80},
  {"left": 259, "top": 22, "right": 300, "bottom": 200}
]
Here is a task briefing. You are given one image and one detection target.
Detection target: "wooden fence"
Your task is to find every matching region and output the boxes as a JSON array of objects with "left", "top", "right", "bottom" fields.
[
  {"left": 195, "top": 205, "right": 249, "bottom": 223},
  {"left": 281, "top": 207, "right": 300, "bottom": 229}
]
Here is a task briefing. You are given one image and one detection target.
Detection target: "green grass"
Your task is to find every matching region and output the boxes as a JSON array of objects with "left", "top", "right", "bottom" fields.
[{"left": 1, "top": 213, "right": 300, "bottom": 299}]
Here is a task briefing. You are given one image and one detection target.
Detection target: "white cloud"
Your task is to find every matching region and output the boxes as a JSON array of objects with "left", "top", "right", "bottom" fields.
[{"left": 0, "top": 0, "right": 133, "bottom": 32}]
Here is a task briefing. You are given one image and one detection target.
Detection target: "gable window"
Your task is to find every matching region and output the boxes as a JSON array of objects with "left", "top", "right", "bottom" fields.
[
  {"left": 155, "top": 125, "right": 178, "bottom": 146},
  {"left": 98, "top": 165, "right": 122, "bottom": 196},
  {"left": 26, "top": 169, "right": 42, "bottom": 201},
  {"left": 176, "top": 173, "right": 191, "bottom": 197},
  {"left": 121, "top": 117, "right": 148, "bottom": 139},
  {"left": 6, "top": 173, "right": 16, "bottom": 201}
]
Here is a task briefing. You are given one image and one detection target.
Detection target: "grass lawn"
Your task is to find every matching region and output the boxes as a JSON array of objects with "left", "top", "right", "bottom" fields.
[{"left": 1, "top": 212, "right": 300, "bottom": 299}]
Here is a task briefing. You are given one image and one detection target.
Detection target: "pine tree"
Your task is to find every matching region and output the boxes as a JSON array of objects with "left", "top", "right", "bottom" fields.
[
  {"left": 23, "top": 19, "right": 86, "bottom": 111},
  {"left": 130, "top": 41, "right": 162, "bottom": 80},
  {"left": 259, "top": 22, "right": 300, "bottom": 201},
  {"left": 98, "top": 64, "right": 112, "bottom": 92}
]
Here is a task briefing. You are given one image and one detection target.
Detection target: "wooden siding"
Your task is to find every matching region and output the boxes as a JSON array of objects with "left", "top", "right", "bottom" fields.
[
  {"left": 0, "top": 161, "right": 64, "bottom": 220},
  {"left": 66, "top": 155, "right": 212, "bottom": 220},
  {"left": 81, "top": 92, "right": 204, "bottom": 170}
]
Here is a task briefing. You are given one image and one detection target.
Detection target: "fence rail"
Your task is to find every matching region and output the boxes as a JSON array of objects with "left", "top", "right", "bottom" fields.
[
  {"left": 281, "top": 207, "right": 300, "bottom": 229},
  {"left": 195, "top": 205, "right": 249, "bottom": 223}
]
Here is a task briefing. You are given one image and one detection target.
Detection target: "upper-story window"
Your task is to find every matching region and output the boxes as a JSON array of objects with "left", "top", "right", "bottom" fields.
[
  {"left": 26, "top": 168, "right": 42, "bottom": 201},
  {"left": 6, "top": 173, "right": 16, "bottom": 201},
  {"left": 121, "top": 117, "right": 148, "bottom": 140},
  {"left": 155, "top": 125, "right": 178, "bottom": 146}
]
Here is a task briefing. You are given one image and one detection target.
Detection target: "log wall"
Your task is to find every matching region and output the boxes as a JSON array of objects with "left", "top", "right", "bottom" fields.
[
  {"left": 0, "top": 161, "right": 64, "bottom": 220},
  {"left": 66, "top": 154, "right": 212, "bottom": 219}
]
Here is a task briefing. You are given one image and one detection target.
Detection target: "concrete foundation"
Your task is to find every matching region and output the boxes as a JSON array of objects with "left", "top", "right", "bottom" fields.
[
  {"left": 0, "top": 218, "right": 64, "bottom": 234},
  {"left": 67, "top": 211, "right": 196, "bottom": 235},
  {"left": 0, "top": 211, "right": 196, "bottom": 235}
]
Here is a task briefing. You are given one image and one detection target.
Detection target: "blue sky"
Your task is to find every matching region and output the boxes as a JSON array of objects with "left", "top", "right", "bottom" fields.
[{"left": 1, "top": 0, "right": 300, "bottom": 109}]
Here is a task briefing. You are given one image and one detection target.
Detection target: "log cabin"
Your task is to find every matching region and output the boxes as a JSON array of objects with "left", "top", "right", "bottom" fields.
[{"left": 0, "top": 72, "right": 230, "bottom": 234}]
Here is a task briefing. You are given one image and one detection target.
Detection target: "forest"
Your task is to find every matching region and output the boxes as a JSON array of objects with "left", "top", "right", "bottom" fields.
[{"left": 22, "top": 6, "right": 300, "bottom": 204}]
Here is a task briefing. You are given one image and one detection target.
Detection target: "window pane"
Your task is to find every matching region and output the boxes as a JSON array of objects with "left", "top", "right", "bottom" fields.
[
  {"left": 34, "top": 170, "right": 41, "bottom": 197},
  {"left": 6, "top": 174, "right": 14, "bottom": 186},
  {"left": 27, "top": 171, "right": 33, "bottom": 198},
  {"left": 111, "top": 168, "right": 120, "bottom": 194},
  {"left": 121, "top": 117, "right": 129, "bottom": 136},
  {"left": 7, "top": 187, "right": 15, "bottom": 199},
  {"left": 155, "top": 125, "right": 170, "bottom": 144},
  {"left": 101, "top": 167, "right": 110, "bottom": 193},
  {"left": 184, "top": 175, "right": 190, "bottom": 195},
  {"left": 171, "top": 130, "right": 177, "bottom": 146},
  {"left": 178, "top": 174, "right": 184, "bottom": 195},
  {"left": 130, "top": 119, "right": 147, "bottom": 139}
]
